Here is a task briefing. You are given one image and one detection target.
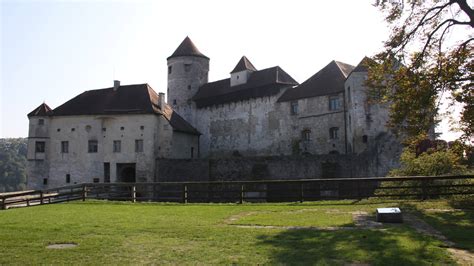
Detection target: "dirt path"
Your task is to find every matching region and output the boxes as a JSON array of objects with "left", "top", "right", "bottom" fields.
[{"left": 404, "top": 213, "right": 474, "bottom": 265}]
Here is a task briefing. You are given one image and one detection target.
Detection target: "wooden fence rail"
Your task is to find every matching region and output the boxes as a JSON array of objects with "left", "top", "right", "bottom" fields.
[{"left": 1, "top": 175, "right": 473, "bottom": 209}]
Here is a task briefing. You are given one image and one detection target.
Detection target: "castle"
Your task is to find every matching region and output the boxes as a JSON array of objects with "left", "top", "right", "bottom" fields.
[{"left": 26, "top": 37, "right": 399, "bottom": 189}]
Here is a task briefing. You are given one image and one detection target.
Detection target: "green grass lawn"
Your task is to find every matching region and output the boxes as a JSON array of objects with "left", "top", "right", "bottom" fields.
[{"left": 0, "top": 199, "right": 472, "bottom": 265}]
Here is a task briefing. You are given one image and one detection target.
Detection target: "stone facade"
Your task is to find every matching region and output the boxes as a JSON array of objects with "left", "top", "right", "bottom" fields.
[
  {"left": 26, "top": 86, "right": 200, "bottom": 190},
  {"left": 27, "top": 38, "right": 402, "bottom": 190}
]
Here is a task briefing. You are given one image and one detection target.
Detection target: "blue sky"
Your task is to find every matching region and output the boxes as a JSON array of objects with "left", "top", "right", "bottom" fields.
[{"left": 0, "top": 0, "right": 461, "bottom": 140}]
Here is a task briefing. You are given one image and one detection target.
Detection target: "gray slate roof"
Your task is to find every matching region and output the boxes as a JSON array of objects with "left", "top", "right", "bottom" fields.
[
  {"left": 230, "top": 56, "right": 257, "bottom": 73},
  {"left": 278, "top": 60, "right": 354, "bottom": 102},
  {"left": 193, "top": 66, "right": 298, "bottom": 108},
  {"left": 39, "top": 84, "right": 200, "bottom": 135},
  {"left": 167, "top": 36, "right": 209, "bottom": 60}
]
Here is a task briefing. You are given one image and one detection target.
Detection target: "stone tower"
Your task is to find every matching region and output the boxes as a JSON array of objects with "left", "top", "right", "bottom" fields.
[
  {"left": 26, "top": 103, "right": 52, "bottom": 189},
  {"left": 167, "top": 36, "right": 209, "bottom": 124}
]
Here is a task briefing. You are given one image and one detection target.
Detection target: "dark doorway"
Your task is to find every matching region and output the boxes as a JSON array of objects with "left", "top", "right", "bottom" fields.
[{"left": 117, "top": 163, "right": 136, "bottom": 183}]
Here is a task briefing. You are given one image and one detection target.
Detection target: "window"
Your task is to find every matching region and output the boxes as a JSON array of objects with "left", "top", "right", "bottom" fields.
[
  {"left": 173, "top": 99, "right": 177, "bottom": 105},
  {"left": 184, "top": 63, "right": 191, "bottom": 72},
  {"left": 302, "top": 129, "right": 311, "bottom": 141},
  {"left": 38, "top": 119, "right": 44, "bottom": 125},
  {"left": 93, "top": 178, "right": 100, "bottom": 183},
  {"left": 120, "top": 126, "right": 124, "bottom": 131},
  {"left": 236, "top": 75, "right": 239, "bottom": 80},
  {"left": 290, "top": 101, "right": 298, "bottom": 115},
  {"left": 187, "top": 85, "right": 191, "bottom": 90},
  {"left": 329, "top": 127, "right": 339, "bottom": 139},
  {"left": 35, "top": 141, "right": 45, "bottom": 153},
  {"left": 88, "top": 140, "right": 98, "bottom": 153},
  {"left": 135, "top": 139, "right": 143, "bottom": 152},
  {"left": 329, "top": 96, "right": 341, "bottom": 111},
  {"left": 104, "top": 163, "right": 110, "bottom": 183},
  {"left": 71, "top": 128, "right": 75, "bottom": 132},
  {"left": 362, "top": 135, "right": 368, "bottom": 143},
  {"left": 168, "top": 66, "right": 172, "bottom": 74},
  {"left": 57, "top": 128, "right": 61, "bottom": 132},
  {"left": 66, "top": 174, "right": 71, "bottom": 184},
  {"left": 191, "top": 147, "right": 194, "bottom": 158},
  {"left": 61, "top": 141, "right": 69, "bottom": 153},
  {"left": 140, "top": 125, "right": 144, "bottom": 130},
  {"left": 43, "top": 178, "right": 48, "bottom": 185},
  {"left": 102, "top": 127, "right": 106, "bottom": 132},
  {"left": 113, "top": 140, "right": 121, "bottom": 153}
]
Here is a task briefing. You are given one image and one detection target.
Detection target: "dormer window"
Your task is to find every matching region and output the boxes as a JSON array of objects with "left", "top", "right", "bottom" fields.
[{"left": 230, "top": 56, "right": 257, "bottom": 87}]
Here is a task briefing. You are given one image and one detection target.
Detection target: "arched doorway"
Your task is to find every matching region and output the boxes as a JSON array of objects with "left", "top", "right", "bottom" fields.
[{"left": 117, "top": 163, "right": 136, "bottom": 183}]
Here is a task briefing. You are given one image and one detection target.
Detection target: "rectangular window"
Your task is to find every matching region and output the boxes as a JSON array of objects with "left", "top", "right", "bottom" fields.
[
  {"left": 302, "top": 129, "right": 311, "bottom": 141},
  {"left": 88, "top": 140, "right": 98, "bottom": 153},
  {"left": 113, "top": 140, "right": 121, "bottom": 153},
  {"left": 330, "top": 127, "right": 339, "bottom": 139},
  {"left": 38, "top": 119, "right": 44, "bottom": 125},
  {"left": 61, "top": 141, "right": 69, "bottom": 153},
  {"left": 168, "top": 66, "right": 172, "bottom": 74},
  {"left": 329, "top": 96, "right": 341, "bottom": 111},
  {"left": 93, "top": 178, "right": 100, "bottom": 183},
  {"left": 66, "top": 174, "right": 70, "bottom": 184},
  {"left": 191, "top": 147, "right": 194, "bottom": 158},
  {"left": 35, "top": 141, "right": 45, "bottom": 153},
  {"left": 362, "top": 135, "right": 368, "bottom": 143},
  {"left": 290, "top": 101, "right": 298, "bottom": 115},
  {"left": 104, "top": 163, "right": 110, "bottom": 183},
  {"left": 135, "top": 139, "right": 144, "bottom": 153},
  {"left": 43, "top": 178, "right": 48, "bottom": 185}
]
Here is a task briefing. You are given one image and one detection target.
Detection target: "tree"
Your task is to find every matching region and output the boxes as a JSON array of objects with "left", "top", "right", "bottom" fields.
[
  {"left": 368, "top": 0, "right": 473, "bottom": 142},
  {"left": 0, "top": 138, "right": 27, "bottom": 192}
]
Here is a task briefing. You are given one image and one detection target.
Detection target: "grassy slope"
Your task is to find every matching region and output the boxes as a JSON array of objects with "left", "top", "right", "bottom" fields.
[{"left": 0, "top": 199, "right": 469, "bottom": 265}]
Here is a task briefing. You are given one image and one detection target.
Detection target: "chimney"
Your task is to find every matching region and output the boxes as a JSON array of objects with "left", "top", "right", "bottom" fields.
[
  {"left": 159, "top": 92, "right": 166, "bottom": 109},
  {"left": 113, "top": 80, "right": 120, "bottom": 91}
]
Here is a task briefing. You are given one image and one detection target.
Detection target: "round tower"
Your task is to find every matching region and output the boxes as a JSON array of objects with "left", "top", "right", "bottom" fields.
[{"left": 167, "top": 36, "right": 209, "bottom": 123}]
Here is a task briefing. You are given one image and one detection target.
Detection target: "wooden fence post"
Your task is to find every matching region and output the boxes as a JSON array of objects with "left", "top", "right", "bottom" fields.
[
  {"left": 183, "top": 184, "right": 188, "bottom": 204},
  {"left": 132, "top": 185, "right": 136, "bottom": 203},
  {"left": 1, "top": 196, "right": 5, "bottom": 210},
  {"left": 40, "top": 191, "right": 44, "bottom": 205},
  {"left": 240, "top": 184, "right": 244, "bottom": 204},
  {"left": 421, "top": 179, "right": 427, "bottom": 200},
  {"left": 82, "top": 185, "right": 87, "bottom": 201},
  {"left": 300, "top": 183, "right": 304, "bottom": 203}
]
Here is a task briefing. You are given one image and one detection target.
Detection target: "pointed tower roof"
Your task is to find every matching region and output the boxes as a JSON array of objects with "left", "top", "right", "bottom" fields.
[
  {"left": 230, "top": 56, "right": 257, "bottom": 73},
  {"left": 27, "top": 103, "right": 53, "bottom": 117},
  {"left": 167, "top": 36, "right": 208, "bottom": 60}
]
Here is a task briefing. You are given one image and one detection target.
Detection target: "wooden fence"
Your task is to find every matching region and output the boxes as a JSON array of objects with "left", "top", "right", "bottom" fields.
[{"left": 1, "top": 175, "right": 473, "bottom": 209}]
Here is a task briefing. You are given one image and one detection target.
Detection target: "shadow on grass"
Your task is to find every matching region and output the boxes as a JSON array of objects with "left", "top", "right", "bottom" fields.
[
  {"left": 400, "top": 200, "right": 474, "bottom": 252},
  {"left": 256, "top": 227, "right": 451, "bottom": 265}
]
